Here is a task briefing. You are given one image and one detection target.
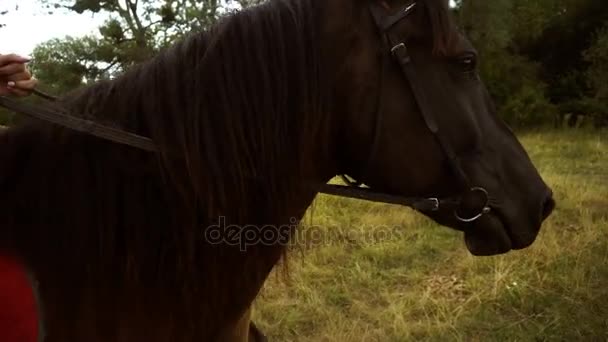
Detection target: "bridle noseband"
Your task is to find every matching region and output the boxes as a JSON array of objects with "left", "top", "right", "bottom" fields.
[{"left": 0, "top": 1, "right": 491, "bottom": 224}]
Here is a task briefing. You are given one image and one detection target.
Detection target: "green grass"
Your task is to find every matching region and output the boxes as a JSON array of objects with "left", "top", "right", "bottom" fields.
[{"left": 253, "top": 129, "right": 608, "bottom": 341}]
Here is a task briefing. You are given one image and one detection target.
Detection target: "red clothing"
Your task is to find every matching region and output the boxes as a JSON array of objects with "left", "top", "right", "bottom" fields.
[{"left": 0, "top": 254, "right": 39, "bottom": 342}]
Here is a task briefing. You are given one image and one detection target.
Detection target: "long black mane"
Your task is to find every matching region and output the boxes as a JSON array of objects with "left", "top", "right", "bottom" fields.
[
  {"left": 4, "top": 0, "right": 329, "bottom": 264},
  {"left": 61, "top": 0, "right": 328, "bottom": 219}
]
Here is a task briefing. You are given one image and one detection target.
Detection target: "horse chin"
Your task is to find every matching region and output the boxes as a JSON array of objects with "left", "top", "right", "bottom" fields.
[{"left": 464, "top": 213, "right": 513, "bottom": 256}]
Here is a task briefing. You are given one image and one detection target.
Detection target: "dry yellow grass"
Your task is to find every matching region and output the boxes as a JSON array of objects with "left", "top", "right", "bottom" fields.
[{"left": 253, "top": 129, "right": 608, "bottom": 341}]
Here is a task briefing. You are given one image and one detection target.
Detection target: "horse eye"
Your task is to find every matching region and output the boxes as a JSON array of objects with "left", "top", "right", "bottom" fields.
[{"left": 457, "top": 55, "right": 477, "bottom": 72}]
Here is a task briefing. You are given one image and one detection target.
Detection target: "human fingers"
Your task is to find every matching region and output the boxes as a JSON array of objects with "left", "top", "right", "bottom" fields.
[
  {"left": 0, "top": 86, "right": 10, "bottom": 96},
  {"left": 11, "top": 78, "right": 38, "bottom": 92},
  {"left": 0, "top": 54, "right": 30, "bottom": 68},
  {"left": 6, "top": 70, "right": 33, "bottom": 82},
  {"left": 0, "top": 62, "right": 27, "bottom": 76},
  {"left": 6, "top": 83, "right": 31, "bottom": 97}
]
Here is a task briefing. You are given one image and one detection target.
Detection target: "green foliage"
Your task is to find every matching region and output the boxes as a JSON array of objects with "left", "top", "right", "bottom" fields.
[
  {"left": 459, "top": 0, "right": 513, "bottom": 51},
  {"left": 584, "top": 23, "right": 608, "bottom": 100},
  {"left": 456, "top": 0, "right": 608, "bottom": 128},
  {"left": 479, "top": 52, "right": 540, "bottom": 107},
  {"left": 30, "top": 36, "right": 114, "bottom": 92},
  {"left": 36, "top": 0, "right": 266, "bottom": 69},
  {"left": 0, "top": 10, "right": 7, "bottom": 29},
  {"left": 501, "top": 84, "right": 557, "bottom": 128},
  {"left": 511, "top": 0, "right": 554, "bottom": 45},
  {"left": 514, "top": 0, "right": 608, "bottom": 128},
  {"left": 551, "top": 70, "right": 588, "bottom": 103},
  {"left": 26, "top": 0, "right": 266, "bottom": 98},
  {"left": 70, "top": 0, "right": 103, "bottom": 14},
  {"left": 561, "top": 98, "right": 608, "bottom": 128},
  {"left": 580, "top": 22, "right": 608, "bottom": 127},
  {"left": 457, "top": 0, "right": 556, "bottom": 127}
]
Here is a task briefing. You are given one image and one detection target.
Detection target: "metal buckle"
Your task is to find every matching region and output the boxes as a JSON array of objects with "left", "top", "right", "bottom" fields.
[
  {"left": 391, "top": 43, "right": 407, "bottom": 55},
  {"left": 454, "top": 187, "right": 491, "bottom": 223},
  {"left": 390, "top": 43, "right": 411, "bottom": 64},
  {"left": 403, "top": 2, "right": 417, "bottom": 15}
]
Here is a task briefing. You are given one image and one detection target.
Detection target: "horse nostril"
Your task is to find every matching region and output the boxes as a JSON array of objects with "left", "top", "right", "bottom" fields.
[{"left": 541, "top": 192, "right": 555, "bottom": 221}]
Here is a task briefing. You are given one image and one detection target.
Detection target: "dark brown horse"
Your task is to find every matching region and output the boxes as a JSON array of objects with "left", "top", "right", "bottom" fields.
[{"left": 0, "top": 0, "right": 554, "bottom": 340}]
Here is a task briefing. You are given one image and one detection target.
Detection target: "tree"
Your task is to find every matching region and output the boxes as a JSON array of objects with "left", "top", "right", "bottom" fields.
[
  {"left": 30, "top": 36, "right": 118, "bottom": 92},
  {"left": 37, "top": 0, "right": 266, "bottom": 73},
  {"left": 458, "top": 0, "right": 513, "bottom": 52},
  {"left": 456, "top": 0, "right": 556, "bottom": 127},
  {"left": 584, "top": 23, "right": 608, "bottom": 100},
  {"left": 582, "top": 22, "right": 608, "bottom": 126},
  {"left": 0, "top": 2, "right": 11, "bottom": 30},
  {"left": 0, "top": 0, "right": 266, "bottom": 125},
  {"left": 28, "top": 0, "right": 268, "bottom": 90},
  {"left": 0, "top": 10, "right": 7, "bottom": 30},
  {"left": 30, "top": 0, "right": 267, "bottom": 83},
  {"left": 519, "top": 0, "right": 608, "bottom": 101},
  {"left": 510, "top": 0, "right": 608, "bottom": 127}
]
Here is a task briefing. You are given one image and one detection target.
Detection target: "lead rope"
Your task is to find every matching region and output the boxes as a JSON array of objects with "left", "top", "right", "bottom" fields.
[
  {"left": 32, "top": 89, "right": 58, "bottom": 102},
  {"left": 0, "top": 89, "right": 157, "bottom": 152}
]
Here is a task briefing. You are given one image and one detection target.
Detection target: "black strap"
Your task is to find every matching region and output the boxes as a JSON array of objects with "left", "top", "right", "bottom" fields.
[
  {"left": 369, "top": 1, "right": 417, "bottom": 31},
  {"left": 0, "top": 96, "right": 157, "bottom": 152},
  {"left": 386, "top": 34, "right": 470, "bottom": 185},
  {"left": 323, "top": 1, "right": 470, "bottom": 213},
  {"left": 320, "top": 184, "right": 460, "bottom": 212}
]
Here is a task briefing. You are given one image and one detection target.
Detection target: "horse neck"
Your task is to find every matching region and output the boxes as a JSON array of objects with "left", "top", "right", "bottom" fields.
[{"left": 55, "top": 46, "right": 336, "bottom": 226}]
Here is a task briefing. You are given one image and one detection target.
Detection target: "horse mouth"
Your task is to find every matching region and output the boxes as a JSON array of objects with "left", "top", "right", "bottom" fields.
[{"left": 463, "top": 208, "right": 516, "bottom": 256}]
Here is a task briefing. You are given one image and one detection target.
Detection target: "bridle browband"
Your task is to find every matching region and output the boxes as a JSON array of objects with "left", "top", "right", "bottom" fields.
[{"left": 0, "top": 1, "right": 491, "bottom": 223}]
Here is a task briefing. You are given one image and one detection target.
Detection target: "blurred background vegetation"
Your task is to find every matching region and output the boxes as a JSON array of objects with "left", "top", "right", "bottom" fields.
[
  {"left": 456, "top": 0, "right": 608, "bottom": 128},
  {"left": 1, "top": 0, "right": 608, "bottom": 128}
]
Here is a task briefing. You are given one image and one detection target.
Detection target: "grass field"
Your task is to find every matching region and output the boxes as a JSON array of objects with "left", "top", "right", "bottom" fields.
[{"left": 252, "top": 129, "right": 608, "bottom": 341}]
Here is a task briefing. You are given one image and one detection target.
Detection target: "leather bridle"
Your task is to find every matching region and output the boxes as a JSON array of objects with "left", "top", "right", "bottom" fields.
[
  {"left": 336, "top": 1, "right": 492, "bottom": 223},
  {"left": 0, "top": 1, "right": 491, "bottom": 223}
]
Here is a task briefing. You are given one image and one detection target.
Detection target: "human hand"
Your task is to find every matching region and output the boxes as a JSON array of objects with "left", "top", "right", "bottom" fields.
[{"left": 0, "top": 54, "right": 38, "bottom": 97}]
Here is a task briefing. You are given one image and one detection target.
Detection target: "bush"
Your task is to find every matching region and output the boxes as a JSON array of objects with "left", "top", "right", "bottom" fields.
[
  {"left": 578, "top": 98, "right": 608, "bottom": 127},
  {"left": 500, "top": 84, "right": 558, "bottom": 127},
  {"left": 584, "top": 23, "right": 608, "bottom": 101},
  {"left": 581, "top": 22, "right": 608, "bottom": 127},
  {"left": 479, "top": 51, "right": 556, "bottom": 127},
  {"left": 557, "top": 98, "right": 608, "bottom": 128}
]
